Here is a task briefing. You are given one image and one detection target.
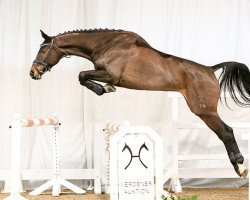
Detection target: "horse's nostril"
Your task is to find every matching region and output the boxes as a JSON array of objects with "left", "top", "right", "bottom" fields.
[
  {"left": 30, "top": 71, "right": 36, "bottom": 79},
  {"left": 35, "top": 74, "right": 41, "bottom": 80}
]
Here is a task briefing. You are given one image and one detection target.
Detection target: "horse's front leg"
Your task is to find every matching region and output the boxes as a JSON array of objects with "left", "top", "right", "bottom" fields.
[{"left": 78, "top": 70, "right": 116, "bottom": 95}]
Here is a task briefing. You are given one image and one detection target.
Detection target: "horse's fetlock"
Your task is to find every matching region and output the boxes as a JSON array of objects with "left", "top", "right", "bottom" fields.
[
  {"left": 229, "top": 152, "right": 244, "bottom": 164},
  {"left": 229, "top": 152, "right": 236, "bottom": 163},
  {"left": 235, "top": 153, "right": 244, "bottom": 163}
]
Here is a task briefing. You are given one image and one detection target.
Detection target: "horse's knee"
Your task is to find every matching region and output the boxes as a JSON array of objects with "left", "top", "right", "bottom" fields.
[{"left": 78, "top": 71, "right": 87, "bottom": 82}]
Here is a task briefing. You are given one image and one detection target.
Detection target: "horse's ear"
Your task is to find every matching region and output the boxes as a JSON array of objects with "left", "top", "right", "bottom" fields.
[{"left": 40, "top": 30, "right": 51, "bottom": 40}]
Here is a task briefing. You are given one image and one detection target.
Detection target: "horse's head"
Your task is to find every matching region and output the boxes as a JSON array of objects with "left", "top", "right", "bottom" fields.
[{"left": 30, "top": 30, "right": 69, "bottom": 80}]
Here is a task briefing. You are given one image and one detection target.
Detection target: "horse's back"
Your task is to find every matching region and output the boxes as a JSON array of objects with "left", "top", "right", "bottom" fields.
[{"left": 94, "top": 31, "right": 219, "bottom": 96}]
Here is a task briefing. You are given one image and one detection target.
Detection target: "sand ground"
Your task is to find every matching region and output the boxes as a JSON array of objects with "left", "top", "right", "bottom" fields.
[{"left": 0, "top": 187, "right": 247, "bottom": 200}]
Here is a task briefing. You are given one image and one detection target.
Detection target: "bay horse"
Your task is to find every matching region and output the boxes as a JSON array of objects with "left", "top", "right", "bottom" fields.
[{"left": 30, "top": 29, "right": 250, "bottom": 178}]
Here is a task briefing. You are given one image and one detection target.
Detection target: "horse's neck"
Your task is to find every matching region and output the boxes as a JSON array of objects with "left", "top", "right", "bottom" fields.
[{"left": 55, "top": 32, "right": 114, "bottom": 61}]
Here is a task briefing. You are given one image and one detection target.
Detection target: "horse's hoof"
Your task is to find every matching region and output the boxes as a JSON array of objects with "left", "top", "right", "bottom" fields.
[
  {"left": 104, "top": 84, "right": 116, "bottom": 93},
  {"left": 236, "top": 163, "right": 248, "bottom": 178},
  {"left": 242, "top": 168, "right": 248, "bottom": 178}
]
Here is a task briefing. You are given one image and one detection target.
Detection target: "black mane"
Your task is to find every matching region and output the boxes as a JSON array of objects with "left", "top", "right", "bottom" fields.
[{"left": 57, "top": 28, "right": 124, "bottom": 36}]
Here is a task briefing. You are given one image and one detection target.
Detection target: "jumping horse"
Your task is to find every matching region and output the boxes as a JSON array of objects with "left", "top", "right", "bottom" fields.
[{"left": 30, "top": 29, "right": 250, "bottom": 178}]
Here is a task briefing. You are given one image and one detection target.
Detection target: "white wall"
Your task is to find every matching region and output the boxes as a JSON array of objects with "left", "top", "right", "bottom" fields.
[{"left": 0, "top": 0, "right": 250, "bottom": 189}]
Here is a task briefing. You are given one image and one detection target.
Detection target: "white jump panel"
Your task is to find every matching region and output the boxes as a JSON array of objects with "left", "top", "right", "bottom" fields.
[{"left": 110, "top": 126, "right": 163, "bottom": 200}]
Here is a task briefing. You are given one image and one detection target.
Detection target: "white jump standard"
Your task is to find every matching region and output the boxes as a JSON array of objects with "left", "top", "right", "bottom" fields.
[
  {"left": 4, "top": 114, "right": 85, "bottom": 200},
  {"left": 102, "top": 122, "right": 129, "bottom": 193},
  {"left": 28, "top": 115, "right": 85, "bottom": 196},
  {"left": 4, "top": 115, "right": 28, "bottom": 200}
]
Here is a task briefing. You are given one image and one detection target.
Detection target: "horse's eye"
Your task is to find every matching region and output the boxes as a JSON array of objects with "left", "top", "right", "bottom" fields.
[{"left": 39, "top": 48, "right": 46, "bottom": 53}]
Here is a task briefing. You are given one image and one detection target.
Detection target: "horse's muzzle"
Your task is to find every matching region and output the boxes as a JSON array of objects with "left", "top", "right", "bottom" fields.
[{"left": 30, "top": 65, "right": 42, "bottom": 80}]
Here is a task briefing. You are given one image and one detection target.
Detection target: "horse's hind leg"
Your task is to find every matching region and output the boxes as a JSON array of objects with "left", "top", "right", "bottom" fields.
[
  {"left": 78, "top": 70, "right": 116, "bottom": 95},
  {"left": 197, "top": 114, "right": 247, "bottom": 177},
  {"left": 181, "top": 80, "right": 247, "bottom": 177}
]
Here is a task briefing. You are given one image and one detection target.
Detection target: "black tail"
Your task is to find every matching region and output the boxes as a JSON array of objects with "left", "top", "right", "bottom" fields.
[{"left": 212, "top": 62, "right": 250, "bottom": 107}]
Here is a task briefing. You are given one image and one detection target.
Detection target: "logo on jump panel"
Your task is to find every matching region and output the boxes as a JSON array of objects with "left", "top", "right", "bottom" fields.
[{"left": 122, "top": 143, "right": 149, "bottom": 170}]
